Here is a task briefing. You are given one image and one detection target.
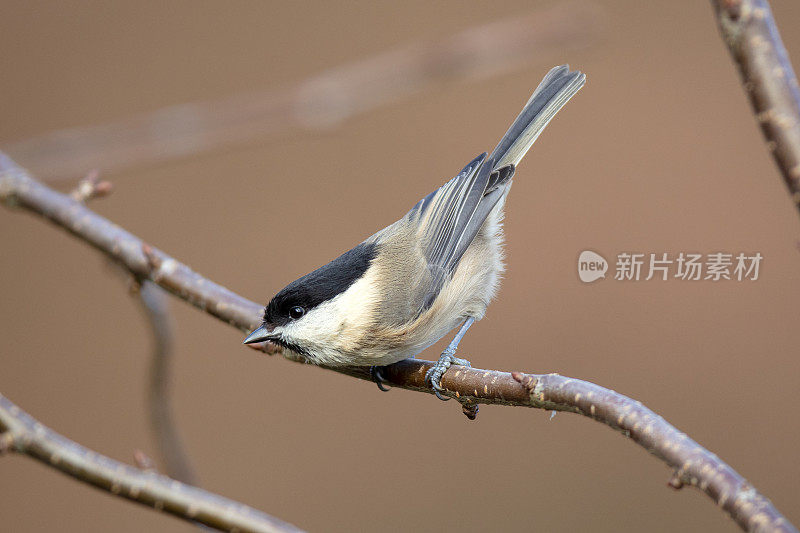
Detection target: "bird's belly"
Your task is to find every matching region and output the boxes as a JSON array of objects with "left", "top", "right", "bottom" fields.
[{"left": 341, "top": 252, "right": 501, "bottom": 367}]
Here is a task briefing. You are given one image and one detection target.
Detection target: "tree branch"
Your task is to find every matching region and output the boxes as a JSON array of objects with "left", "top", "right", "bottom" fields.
[
  {"left": 512, "top": 372, "right": 795, "bottom": 532},
  {"left": 136, "top": 280, "right": 196, "bottom": 484},
  {"left": 1, "top": 153, "right": 796, "bottom": 531},
  {"left": 0, "top": 393, "right": 303, "bottom": 533},
  {"left": 710, "top": 0, "right": 800, "bottom": 214}
]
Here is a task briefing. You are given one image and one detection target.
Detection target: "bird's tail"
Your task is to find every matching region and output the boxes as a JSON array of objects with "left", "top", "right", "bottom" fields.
[{"left": 489, "top": 65, "right": 585, "bottom": 172}]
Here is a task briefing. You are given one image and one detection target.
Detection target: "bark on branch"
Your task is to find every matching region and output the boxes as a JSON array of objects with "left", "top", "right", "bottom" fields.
[
  {"left": 0, "top": 153, "right": 796, "bottom": 532},
  {"left": 711, "top": 0, "right": 800, "bottom": 214}
]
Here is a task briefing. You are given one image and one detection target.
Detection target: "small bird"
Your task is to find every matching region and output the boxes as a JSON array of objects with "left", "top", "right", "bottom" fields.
[{"left": 244, "top": 65, "right": 585, "bottom": 399}]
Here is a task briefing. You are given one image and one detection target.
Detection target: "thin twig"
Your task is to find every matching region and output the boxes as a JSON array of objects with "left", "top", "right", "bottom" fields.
[
  {"left": 136, "top": 280, "right": 196, "bottom": 484},
  {"left": 133, "top": 449, "right": 158, "bottom": 473},
  {"left": 0, "top": 393, "right": 303, "bottom": 533},
  {"left": 68, "top": 169, "right": 112, "bottom": 202},
  {"left": 1, "top": 2, "right": 600, "bottom": 180},
  {"left": 0, "top": 153, "right": 795, "bottom": 531},
  {"left": 710, "top": 0, "right": 800, "bottom": 214}
]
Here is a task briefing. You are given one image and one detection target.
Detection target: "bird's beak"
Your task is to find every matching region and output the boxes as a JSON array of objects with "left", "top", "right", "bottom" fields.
[{"left": 243, "top": 325, "right": 275, "bottom": 344}]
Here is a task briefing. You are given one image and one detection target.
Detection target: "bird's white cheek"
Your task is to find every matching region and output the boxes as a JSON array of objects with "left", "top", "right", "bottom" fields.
[
  {"left": 280, "top": 274, "right": 380, "bottom": 364},
  {"left": 283, "top": 311, "right": 335, "bottom": 347},
  {"left": 279, "top": 303, "right": 349, "bottom": 361}
]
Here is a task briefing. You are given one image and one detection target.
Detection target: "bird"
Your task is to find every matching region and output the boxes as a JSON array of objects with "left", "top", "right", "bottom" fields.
[{"left": 244, "top": 65, "right": 585, "bottom": 400}]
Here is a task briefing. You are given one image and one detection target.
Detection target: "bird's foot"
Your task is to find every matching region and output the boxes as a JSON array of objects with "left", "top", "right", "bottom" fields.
[
  {"left": 425, "top": 349, "right": 471, "bottom": 401},
  {"left": 370, "top": 365, "right": 391, "bottom": 392}
]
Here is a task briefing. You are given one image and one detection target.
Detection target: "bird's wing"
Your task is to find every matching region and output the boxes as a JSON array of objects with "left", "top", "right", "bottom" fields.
[{"left": 407, "top": 152, "right": 511, "bottom": 310}]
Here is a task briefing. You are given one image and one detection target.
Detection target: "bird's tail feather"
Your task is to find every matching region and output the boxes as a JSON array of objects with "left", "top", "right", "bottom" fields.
[{"left": 489, "top": 65, "right": 585, "bottom": 172}]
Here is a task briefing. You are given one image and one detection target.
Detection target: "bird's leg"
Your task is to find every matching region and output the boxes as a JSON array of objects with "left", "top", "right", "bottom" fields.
[
  {"left": 370, "top": 365, "right": 391, "bottom": 392},
  {"left": 425, "top": 317, "right": 474, "bottom": 401}
]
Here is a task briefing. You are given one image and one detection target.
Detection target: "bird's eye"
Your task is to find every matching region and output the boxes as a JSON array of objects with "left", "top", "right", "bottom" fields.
[{"left": 289, "top": 306, "right": 305, "bottom": 319}]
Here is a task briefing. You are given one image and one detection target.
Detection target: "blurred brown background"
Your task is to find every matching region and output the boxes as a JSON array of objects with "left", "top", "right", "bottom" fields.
[{"left": 2, "top": 1, "right": 800, "bottom": 531}]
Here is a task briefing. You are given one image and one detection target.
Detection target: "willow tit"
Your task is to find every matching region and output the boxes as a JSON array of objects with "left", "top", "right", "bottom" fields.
[{"left": 245, "top": 65, "right": 585, "bottom": 399}]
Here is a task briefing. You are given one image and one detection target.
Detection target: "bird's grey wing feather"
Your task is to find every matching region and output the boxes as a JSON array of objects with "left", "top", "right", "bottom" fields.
[{"left": 406, "top": 152, "right": 499, "bottom": 310}]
